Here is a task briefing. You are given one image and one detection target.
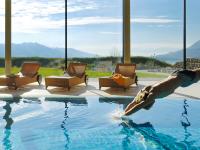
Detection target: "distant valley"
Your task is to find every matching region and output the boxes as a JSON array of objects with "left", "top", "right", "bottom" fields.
[
  {"left": 157, "top": 40, "right": 200, "bottom": 63},
  {"left": 0, "top": 41, "right": 200, "bottom": 63},
  {"left": 0, "top": 43, "right": 96, "bottom": 58}
]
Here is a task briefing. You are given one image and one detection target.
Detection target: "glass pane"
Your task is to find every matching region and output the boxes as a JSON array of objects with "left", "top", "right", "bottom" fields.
[
  {"left": 0, "top": 0, "right": 5, "bottom": 74},
  {"left": 131, "top": 0, "right": 182, "bottom": 73},
  {"left": 12, "top": 0, "right": 65, "bottom": 76},
  {"left": 67, "top": 0, "right": 122, "bottom": 77},
  {"left": 186, "top": 0, "right": 200, "bottom": 69}
]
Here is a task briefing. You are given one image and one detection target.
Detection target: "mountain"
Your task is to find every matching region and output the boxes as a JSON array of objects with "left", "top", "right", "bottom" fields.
[
  {"left": 0, "top": 43, "right": 96, "bottom": 58},
  {"left": 57, "top": 48, "right": 96, "bottom": 58},
  {"left": 157, "top": 40, "right": 200, "bottom": 63}
]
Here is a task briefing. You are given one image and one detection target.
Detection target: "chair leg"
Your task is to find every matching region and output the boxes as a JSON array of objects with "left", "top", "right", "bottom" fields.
[
  {"left": 37, "top": 75, "right": 42, "bottom": 85},
  {"left": 68, "top": 87, "right": 70, "bottom": 91},
  {"left": 13, "top": 86, "right": 17, "bottom": 90},
  {"left": 9, "top": 85, "right": 17, "bottom": 90},
  {"left": 13, "top": 84, "right": 17, "bottom": 90},
  {"left": 135, "top": 76, "right": 138, "bottom": 86},
  {"left": 85, "top": 75, "right": 88, "bottom": 86}
]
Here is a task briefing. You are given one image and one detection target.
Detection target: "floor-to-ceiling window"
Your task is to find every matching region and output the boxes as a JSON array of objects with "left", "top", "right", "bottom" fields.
[
  {"left": 187, "top": 0, "right": 200, "bottom": 49},
  {"left": 186, "top": 0, "right": 200, "bottom": 69},
  {"left": 11, "top": 0, "right": 65, "bottom": 74},
  {"left": 67, "top": 0, "right": 122, "bottom": 74},
  {"left": 131, "top": 0, "right": 182, "bottom": 69},
  {"left": 0, "top": 0, "right": 5, "bottom": 71}
]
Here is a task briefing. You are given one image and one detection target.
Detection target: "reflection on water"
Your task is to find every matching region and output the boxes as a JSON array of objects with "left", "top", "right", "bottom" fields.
[
  {"left": 1, "top": 97, "right": 200, "bottom": 149},
  {"left": 99, "top": 97, "right": 132, "bottom": 109},
  {"left": 2, "top": 98, "right": 20, "bottom": 150},
  {"left": 119, "top": 99, "right": 198, "bottom": 149},
  {"left": 120, "top": 120, "right": 170, "bottom": 149},
  {"left": 3, "top": 102, "right": 13, "bottom": 129},
  {"left": 45, "top": 97, "right": 88, "bottom": 106},
  {"left": 2, "top": 101, "right": 14, "bottom": 150},
  {"left": 120, "top": 119, "right": 198, "bottom": 149},
  {"left": 61, "top": 102, "right": 70, "bottom": 150},
  {"left": 181, "top": 99, "right": 191, "bottom": 141},
  {"left": 1, "top": 97, "right": 88, "bottom": 150},
  {"left": 45, "top": 97, "right": 88, "bottom": 150},
  {"left": 180, "top": 99, "right": 197, "bottom": 148},
  {"left": 99, "top": 97, "right": 199, "bottom": 149}
]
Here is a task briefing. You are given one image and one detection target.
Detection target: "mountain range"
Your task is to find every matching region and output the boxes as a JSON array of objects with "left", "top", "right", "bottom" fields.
[
  {"left": 0, "top": 41, "right": 199, "bottom": 61},
  {"left": 157, "top": 40, "right": 200, "bottom": 63},
  {"left": 0, "top": 43, "right": 96, "bottom": 58}
]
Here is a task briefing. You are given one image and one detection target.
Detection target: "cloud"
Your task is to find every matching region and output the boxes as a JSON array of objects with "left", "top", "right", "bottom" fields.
[
  {"left": 133, "top": 43, "right": 182, "bottom": 49},
  {"left": 67, "top": 0, "right": 98, "bottom": 13},
  {"left": 0, "top": 0, "right": 179, "bottom": 33},
  {"left": 68, "top": 16, "right": 179, "bottom": 26},
  {"left": 0, "top": 0, "right": 65, "bottom": 33},
  {"left": 99, "top": 32, "right": 121, "bottom": 35},
  {"left": 133, "top": 18, "right": 179, "bottom": 24},
  {"left": 68, "top": 17, "right": 121, "bottom": 26}
]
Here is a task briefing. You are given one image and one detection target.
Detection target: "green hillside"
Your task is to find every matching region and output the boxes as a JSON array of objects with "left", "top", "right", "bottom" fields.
[{"left": 0, "top": 56, "right": 172, "bottom": 69}]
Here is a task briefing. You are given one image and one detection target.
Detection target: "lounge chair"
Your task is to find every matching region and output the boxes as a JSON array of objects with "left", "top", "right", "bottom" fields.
[
  {"left": 45, "top": 63, "right": 88, "bottom": 90},
  {"left": 0, "top": 62, "right": 42, "bottom": 90},
  {"left": 99, "top": 63, "right": 137, "bottom": 90}
]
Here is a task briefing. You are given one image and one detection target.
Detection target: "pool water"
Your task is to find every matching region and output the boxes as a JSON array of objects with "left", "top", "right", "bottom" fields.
[{"left": 0, "top": 96, "right": 200, "bottom": 150}]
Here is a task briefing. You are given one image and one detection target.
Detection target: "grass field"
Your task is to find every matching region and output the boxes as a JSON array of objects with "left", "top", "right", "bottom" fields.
[{"left": 0, "top": 67, "right": 169, "bottom": 78}]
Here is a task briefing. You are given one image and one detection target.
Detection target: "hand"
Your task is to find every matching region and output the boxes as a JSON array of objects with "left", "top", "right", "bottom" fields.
[{"left": 124, "top": 91, "right": 155, "bottom": 116}]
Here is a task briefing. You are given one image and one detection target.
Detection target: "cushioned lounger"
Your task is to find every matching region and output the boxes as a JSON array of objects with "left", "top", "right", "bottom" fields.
[
  {"left": 45, "top": 63, "right": 87, "bottom": 90},
  {"left": 99, "top": 63, "right": 137, "bottom": 90},
  {"left": 0, "top": 62, "right": 42, "bottom": 90}
]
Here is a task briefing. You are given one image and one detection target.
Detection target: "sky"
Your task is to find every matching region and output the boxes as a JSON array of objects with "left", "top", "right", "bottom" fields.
[
  {"left": 0, "top": 0, "right": 65, "bottom": 48},
  {"left": 0, "top": 0, "right": 200, "bottom": 56}
]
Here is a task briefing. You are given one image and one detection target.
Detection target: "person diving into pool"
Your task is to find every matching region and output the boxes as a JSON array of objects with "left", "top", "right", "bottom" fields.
[{"left": 124, "top": 68, "right": 200, "bottom": 116}]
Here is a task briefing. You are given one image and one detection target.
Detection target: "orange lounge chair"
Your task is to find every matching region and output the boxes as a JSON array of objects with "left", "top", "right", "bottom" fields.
[
  {"left": 99, "top": 63, "right": 138, "bottom": 90},
  {"left": 0, "top": 62, "right": 42, "bottom": 90},
  {"left": 45, "top": 63, "right": 88, "bottom": 90}
]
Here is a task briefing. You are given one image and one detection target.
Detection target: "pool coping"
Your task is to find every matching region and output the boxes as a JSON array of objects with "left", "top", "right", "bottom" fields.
[
  {"left": 0, "top": 94, "right": 135, "bottom": 101},
  {"left": 174, "top": 92, "right": 200, "bottom": 100},
  {"left": 0, "top": 79, "right": 200, "bottom": 101},
  {"left": 1, "top": 93, "right": 200, "bottom": 102}
]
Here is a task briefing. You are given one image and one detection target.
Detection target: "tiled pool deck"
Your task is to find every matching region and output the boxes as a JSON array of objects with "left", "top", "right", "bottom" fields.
[{"left": 0, "top": 78, "right": 199, "bottom": 100}]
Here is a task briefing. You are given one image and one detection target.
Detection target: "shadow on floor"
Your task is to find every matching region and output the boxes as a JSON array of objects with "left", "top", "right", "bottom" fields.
[
  {"left": 0, "top": 82, "right": 146, "bottom": 97},
  {"left": 0, "top": 84, "right": 43, "bottom": 96},
  {"left": 46, "top": 84, "right": 97, "bottom": 96},
  {"left": 99, "top": 84, "right": 145, "bottom": 96}
]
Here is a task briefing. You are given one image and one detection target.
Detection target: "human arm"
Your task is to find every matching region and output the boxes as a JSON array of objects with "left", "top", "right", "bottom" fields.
[
  {"left": 124, "top": 92, "right": 155, "bottom": 116},
  {"left": 124, "top": 75, "right": 182, "bottom": 116},
  {"left": 124, "top": 68, "right": 200, "bottom": 116}
]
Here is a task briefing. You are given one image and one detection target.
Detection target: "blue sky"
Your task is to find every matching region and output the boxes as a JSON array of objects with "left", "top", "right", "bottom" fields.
[
  {"left": 0, "top": 0, "right": 200, "bottom": 56},
  {"left": 0, "top": 0, "right": 65, "bottom": 48},
  {"left": 68, "top": 0, "right": 200, "bottom": 56}
]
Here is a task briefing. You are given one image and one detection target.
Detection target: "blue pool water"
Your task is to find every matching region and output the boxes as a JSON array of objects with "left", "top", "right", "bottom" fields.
[{"left": 0, "top": 96, "right": 200, "bottom": 150}]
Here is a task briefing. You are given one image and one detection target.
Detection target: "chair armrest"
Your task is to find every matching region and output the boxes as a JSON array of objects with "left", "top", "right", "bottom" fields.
[
  {"left": 85, "top": 74, "right": 88, "bottom": 85},
  {"left": 18, "top": 71, "right": 38, "bottom": 78},
  {"left": 132, "top": 72, "right": 136, "bottom": 78},
  {"left": 132, "top": 73, "right": 138, "bottom": 85},
  {"left": 76, "top": 72, "right": 86, "bottom": 78}
]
